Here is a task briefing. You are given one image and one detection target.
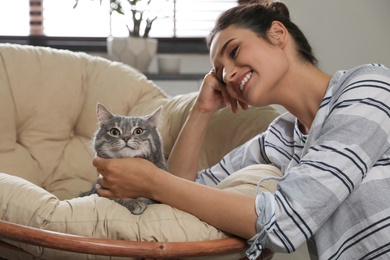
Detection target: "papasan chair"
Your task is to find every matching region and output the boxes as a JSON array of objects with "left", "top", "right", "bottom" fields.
[{"left": 0, "top": 43, "right": 280, "bottom": 259}]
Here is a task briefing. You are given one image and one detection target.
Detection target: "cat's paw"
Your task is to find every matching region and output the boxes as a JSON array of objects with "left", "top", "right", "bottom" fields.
[
  {"left": 129, "top": 200, "right": 148, "bottom": 215},
  {"left": 118, "top": 198, "right": 148, "bottom": 215}
]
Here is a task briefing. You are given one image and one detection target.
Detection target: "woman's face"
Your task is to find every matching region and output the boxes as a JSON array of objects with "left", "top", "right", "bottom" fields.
[{"left": 209, "top": 25, "right": 289, "bottom": 107}]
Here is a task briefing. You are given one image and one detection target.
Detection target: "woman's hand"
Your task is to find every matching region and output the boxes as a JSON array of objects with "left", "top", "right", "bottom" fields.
[
  {"left": 195, "top": 69, "right": 248, "bottom": 114},
  {"left": 93, "top": 157, "right": 158, "bottom": 199}
]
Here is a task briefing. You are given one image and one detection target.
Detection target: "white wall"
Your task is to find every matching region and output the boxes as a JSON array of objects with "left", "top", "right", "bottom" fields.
[{"left": 280, "top": 0, "right": 390, "bottom": 73}]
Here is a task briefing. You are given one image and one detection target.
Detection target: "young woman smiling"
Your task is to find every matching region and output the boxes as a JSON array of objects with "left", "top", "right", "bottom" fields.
[{"left": 94, "top": 1, "right": 390, "bottom": 259}]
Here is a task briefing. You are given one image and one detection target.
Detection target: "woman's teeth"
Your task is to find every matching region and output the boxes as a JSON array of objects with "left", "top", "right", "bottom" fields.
[{"left": 240, "top": 72, "right": 252, "bottom": 92}]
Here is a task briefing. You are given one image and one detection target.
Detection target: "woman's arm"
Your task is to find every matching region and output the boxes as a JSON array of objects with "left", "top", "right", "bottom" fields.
[
  {"left": 168, "top": 70, "right": 229, "bottom": 181},
  {"left": 167, "top": 70, "right": 241, "bottom": 180},
  {"left": 95, "top": 157, "right": 257, "bottom": 239},
  {"left": 167, "top": 107, "right": 214, "bottom": 180},
  {"left": 153, "top": 168, "right": 258, "bottom": 239}
]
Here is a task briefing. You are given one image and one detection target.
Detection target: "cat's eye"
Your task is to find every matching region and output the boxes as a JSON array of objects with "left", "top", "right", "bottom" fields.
[
  {"left": 133, "top": 128, "right": 144, "bottom": 135},
  {"left": 109, "top": 128, "right": 121, "bottom": 136}
]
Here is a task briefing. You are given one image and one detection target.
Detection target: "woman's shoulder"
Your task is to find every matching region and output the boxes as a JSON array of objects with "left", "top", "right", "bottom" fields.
[
  {"left": 328, "top": 63, "right": 390, "bottom": 99},
  {"left": 351, "top": 63, "right": 389, "bottom": 76},
  {"left": 348, "top": 63, "right": 388, "bottom": 71},
  {"left": 336, "top": 63, "right": 390, "bottom": 83}
]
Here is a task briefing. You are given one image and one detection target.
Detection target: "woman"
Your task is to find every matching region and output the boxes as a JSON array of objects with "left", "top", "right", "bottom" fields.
[{"left": 94, "top": 1, "right": 390, "bottom": 259}]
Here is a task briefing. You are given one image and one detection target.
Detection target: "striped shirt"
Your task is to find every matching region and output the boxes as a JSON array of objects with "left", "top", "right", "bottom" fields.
[{"left": 196, "top": 64, "right": 390, "bottom": 259}]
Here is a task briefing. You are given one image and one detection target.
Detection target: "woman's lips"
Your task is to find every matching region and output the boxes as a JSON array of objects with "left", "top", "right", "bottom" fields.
[{"left": 239, "top": 71, "right": 253, "bottom": 93}]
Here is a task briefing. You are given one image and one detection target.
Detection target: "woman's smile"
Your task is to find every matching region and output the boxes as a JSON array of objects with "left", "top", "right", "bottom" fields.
[{"left": 239, "top": 71, "right": 253, "bottom": 94}]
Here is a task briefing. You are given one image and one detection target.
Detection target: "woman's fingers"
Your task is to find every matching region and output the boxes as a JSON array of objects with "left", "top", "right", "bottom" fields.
[
  {"left": 219, "top": 86, "right": 230, "bottom": 107},
  {"left": 227, "top": 97, "right": 249, "bottom": 113},
  {"left": 239, "top": 100, "right": 249, "bottom": 110},
  {"left": 96, "top": 186, "right": 114, "bottom": 198},
  {"left": 207, "top": 71, "right": 248, "bottom": 113},
  {"left": 230, "top": 96, "right": 239, "bottom": 113},
  {"left": 93, "top": 157, "right": 107, "bottom": 174}
]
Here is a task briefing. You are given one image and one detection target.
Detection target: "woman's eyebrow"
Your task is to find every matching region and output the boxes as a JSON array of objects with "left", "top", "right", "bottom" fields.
[{"left": 219, "top": 38, "right": 235, "bottom": 57}]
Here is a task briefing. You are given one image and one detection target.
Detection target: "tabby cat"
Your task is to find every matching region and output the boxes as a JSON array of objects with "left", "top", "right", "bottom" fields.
[{"left": 81, "top": 103, "right": 167, "bottom": 215}]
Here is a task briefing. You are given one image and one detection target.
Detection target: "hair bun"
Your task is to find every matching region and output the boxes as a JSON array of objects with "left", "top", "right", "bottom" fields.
[
  {"left": 238, "top": 0, "right": 272, "bottom": 5},
  {"left": 238, "top": 0, "right": 290, "bottom": 20},
  {"left": 270, "top": 2, "right": 290, "bottom": 19}
]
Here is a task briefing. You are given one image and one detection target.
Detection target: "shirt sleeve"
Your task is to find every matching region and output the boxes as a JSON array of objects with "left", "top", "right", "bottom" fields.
[
  {"left": 196, "top": 131, "right": 272, "bottom": 186},
  {"left": 247, "top": 65, "right": 390, "bottom": 257}
]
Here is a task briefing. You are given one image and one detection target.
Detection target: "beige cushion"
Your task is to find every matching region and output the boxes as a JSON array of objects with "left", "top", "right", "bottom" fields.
[
  {"left": 0, "top": 43, "right": 281, "bottom": 258},
  {"left": 0, "top": 165, "right": 283, "bottom": 259}
]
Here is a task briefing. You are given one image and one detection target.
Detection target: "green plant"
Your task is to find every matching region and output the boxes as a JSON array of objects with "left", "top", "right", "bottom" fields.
[{"left": 74, "top": 0, "right": 164, "bottom": 38}]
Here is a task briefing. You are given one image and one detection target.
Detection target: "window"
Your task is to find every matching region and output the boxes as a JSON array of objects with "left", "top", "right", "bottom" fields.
[
  {"left": 0, "top": 1, "right": 30, "bottom": 36},
  {"left": 0, "top": 0, "right": 237, "bottom": 38}
]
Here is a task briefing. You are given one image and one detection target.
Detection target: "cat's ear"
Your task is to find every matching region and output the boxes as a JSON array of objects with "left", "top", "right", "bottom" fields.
[
  {"left": 146, "top": 106, "right": 163, "bottom": 127},
  {"left": 96, "top": 103, "right": 114, "bottom": 126}
]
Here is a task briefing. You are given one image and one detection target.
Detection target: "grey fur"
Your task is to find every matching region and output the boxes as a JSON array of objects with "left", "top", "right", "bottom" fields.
[{"left": 80, "top": 103, "right": 167, "bottom": 215}]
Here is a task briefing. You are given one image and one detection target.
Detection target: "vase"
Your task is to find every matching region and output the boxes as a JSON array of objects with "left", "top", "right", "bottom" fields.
[{"left": 106, "top": 36, "right": 158, "bottom": 73}]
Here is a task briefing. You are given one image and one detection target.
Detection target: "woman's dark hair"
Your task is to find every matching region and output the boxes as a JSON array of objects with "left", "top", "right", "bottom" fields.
[{"left": 207, "top": 1, "right": 318, "bottom": 65}]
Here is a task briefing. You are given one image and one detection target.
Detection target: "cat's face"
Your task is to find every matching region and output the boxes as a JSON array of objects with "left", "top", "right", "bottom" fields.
[{"left": 93, "top": 103, "right": 162, "bottom": 159}]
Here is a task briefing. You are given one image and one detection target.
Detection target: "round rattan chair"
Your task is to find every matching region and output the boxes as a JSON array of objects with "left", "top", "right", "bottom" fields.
[
  {"left": 0, "top": 44, "right": 279, "bottom": 260},
  {"left": 0, "top": 220, "right": 274, "bottom": 259}
]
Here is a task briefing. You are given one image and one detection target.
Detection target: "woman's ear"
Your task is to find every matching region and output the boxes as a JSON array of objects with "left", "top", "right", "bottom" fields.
[{"left": 267, "top": 21, "right": 288, "bottom": 47}]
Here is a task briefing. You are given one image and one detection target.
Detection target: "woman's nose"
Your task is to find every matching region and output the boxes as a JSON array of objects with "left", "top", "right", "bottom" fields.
[{"left": 222, "top": 66, "right": 236, "bottom": 84}]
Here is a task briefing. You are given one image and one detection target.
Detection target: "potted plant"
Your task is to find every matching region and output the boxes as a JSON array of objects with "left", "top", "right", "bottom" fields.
[{"left": 74, "top": 0, "right": 166, "bottom": 72}]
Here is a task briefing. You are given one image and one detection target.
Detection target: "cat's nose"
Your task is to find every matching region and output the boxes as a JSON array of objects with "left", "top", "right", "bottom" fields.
[{"left": 122, "top": 137, "right": 129, "bottom": 143}]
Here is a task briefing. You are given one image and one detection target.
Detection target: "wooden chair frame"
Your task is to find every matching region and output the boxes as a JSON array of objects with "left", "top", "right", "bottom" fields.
[{"left": 0, "top": 220, "right": 273, "bottom": 259}]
